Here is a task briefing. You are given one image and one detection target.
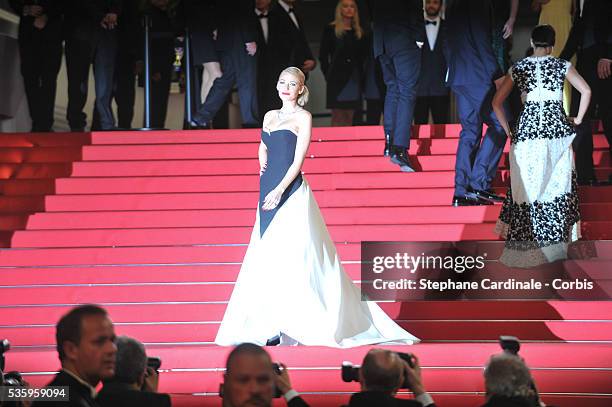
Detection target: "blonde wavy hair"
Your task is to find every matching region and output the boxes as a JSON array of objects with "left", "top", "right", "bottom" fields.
[
  {"left": 332, "top": 0, "right": 363, "bottom": 39},
  {"left": 279, "top": 67, "right": 310, "bottom": 107}
]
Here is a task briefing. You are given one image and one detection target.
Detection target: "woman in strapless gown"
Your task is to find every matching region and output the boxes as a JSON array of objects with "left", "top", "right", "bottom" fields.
[{"left": 215, "top": 67, "right": 419, "bottom": 347}]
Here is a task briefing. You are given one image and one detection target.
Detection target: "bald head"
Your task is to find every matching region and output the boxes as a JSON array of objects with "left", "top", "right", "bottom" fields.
[{"left": 360, "top": 349, "right": 404, "bottom": 393}]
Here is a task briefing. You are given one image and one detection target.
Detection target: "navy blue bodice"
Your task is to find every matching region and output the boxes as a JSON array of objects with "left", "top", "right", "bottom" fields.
[{"left": 259, "top": 129, "right": 303, "bottom": 237}]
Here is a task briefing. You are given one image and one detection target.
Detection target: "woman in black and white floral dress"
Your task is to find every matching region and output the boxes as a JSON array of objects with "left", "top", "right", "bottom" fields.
[{"left": 492, "top": 25, "right": 591, "bottom": 268}]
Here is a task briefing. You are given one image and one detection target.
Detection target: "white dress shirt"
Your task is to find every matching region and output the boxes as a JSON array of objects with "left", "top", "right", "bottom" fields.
[
  {"left": 425, "top": 15, "right": 441, "bottom": 51},
  {"left": 278, "top": 0, "right": 299, "bottom": 29},
  {"left": 255, "top": 9, "right": 269, "bottom": 43}
]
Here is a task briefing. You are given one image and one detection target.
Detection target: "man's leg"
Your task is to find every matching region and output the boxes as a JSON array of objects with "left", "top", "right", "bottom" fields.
[
  {"left": 193, "top": 50, "right": 236, "bottom": 124},
  {"left": 378, "top": 53, "right": 398, "bottom": 146},
  {"left": 414, "top": 96, "right": 430, "bottom": 124},
  {"left": 93, "top": 29, "right": 118, "bottom": 130},
  {"left": 430, "top": 95, "right": 450, "bottom": 124},
  {"left": 572, "top": 50, "right": 597, "bottom": 183},
  {"left": 235, "top": 48, "right": 259, "bottom": 126},
  {"left": 115, "top": 49, "right": 136, "bottom": 129},
  {"left": 65, "top": 31, "right": 92, "bottom": 131},
  {"left": 471, "top": 85, "right": 507, "bottom": 192},
  {"left": 452, "top": 85, "right": 484, "bottom": 197},
  {"left": 390, "top": 47, "right": 421, "bottom": 148}
]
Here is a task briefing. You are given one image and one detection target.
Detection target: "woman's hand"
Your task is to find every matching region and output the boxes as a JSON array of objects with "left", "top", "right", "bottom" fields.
[
  {"left": 570, "top": 117, "right": 582, "bottom": 126},
  {"left": 262, "top": 186, "right": 284, "bottom": 211}
]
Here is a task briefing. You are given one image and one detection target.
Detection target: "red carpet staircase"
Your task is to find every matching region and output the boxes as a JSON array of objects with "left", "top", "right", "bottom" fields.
[{"left": 1, "top": 125, "right": 611, "bottom": 406}]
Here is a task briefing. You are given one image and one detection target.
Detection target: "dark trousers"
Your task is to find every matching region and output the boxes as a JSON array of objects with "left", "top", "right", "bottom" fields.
[
  {"left": 147, "top": 41, "right": 174, "bottom": 129},
  {"left": 115, "top": 49, "right": 137, "bottom": 129},
  {"left": 378, "top": 47, "right": 421, "bottom": 148},
  {"left": 92, "top": 47, "right": 137, "bottom": 130},
  {"left": 452, "top": 84, "right": 507, "bottom": 196},
  {"left": 571, "top": 46, "right": 612, "bottom": 183},
  {"left": 194, "top": 46, "right": 258, "bottom": 126},
  {"left": 414, "top": 95, "right": 450, "bottom": 124},
  {"left": 66, "top": 27, "right": 118, "bottom": 130},
  {"left": 18, "top": 23, "right": 62, "bottom": 132}
]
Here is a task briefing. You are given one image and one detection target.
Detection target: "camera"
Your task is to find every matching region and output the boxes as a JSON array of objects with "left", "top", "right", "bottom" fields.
[
  {"left": 341, "top": 352, "right": 415, "bottom": 389},
  {"left": 499, "top": 335, "right": 520, "bottom": 355},
  {"left": 147, "top": 357, "right": 162, "bottom": 371}
]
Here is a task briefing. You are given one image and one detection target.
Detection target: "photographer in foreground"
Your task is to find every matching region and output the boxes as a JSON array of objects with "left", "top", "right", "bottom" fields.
[
  {"left": 347, "top": 349, "right": 435, "bottom": 407},
  {"left": 482, "top": 354, "right": 540, "bottom": 407},
  {"left": 97, "top": 336, "right": 171, "bottom": 407},
  {"left": 222, "top": 343, "right": 309, "bottom": 407}
]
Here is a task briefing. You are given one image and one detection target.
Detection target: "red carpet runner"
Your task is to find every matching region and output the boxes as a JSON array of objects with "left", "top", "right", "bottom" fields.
[{"left": 1, "top": 125, "right": 611, "bottom": 406}]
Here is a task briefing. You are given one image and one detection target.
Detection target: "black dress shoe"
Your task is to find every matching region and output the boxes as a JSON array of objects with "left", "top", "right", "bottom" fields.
[
  {"left": 384, "top": 133, "right": 392, "bottom": 157},
  {"left": 265, "top": 335, "right": 281, "bottom": 346},
  {"left": 452, "top": 194, "right": 482, "bottom": 206},
  {"left": 186, "top": 119, "right": 210, "bottom": 130},
  {"left": 389, "top": 147, "right": 415, "bottom": 172},
  {"left": 471, "top": 189, "right": 504, "bottom": 202}
]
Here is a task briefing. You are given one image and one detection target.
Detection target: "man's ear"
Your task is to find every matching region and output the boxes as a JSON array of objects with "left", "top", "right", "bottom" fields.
[{"left": 63, "top": 341, "right": 79, "bottom": 362}]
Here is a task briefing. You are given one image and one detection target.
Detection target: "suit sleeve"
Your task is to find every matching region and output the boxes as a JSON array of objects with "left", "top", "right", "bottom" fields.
[
  {"left": 559, "top": 14, "right": 580, "bottom": 61},
  {"left": 469, "top": 0, "right": 503, "bottom": 81},
  {"left": 287, "top": 396, "right": 310, "bottom": 407},
  {"left": 593, "top": 0, "right": 612, "bottom": 59},
  {"left": 43, "top": 0, "right": 65, "bottom": 19},
  {"left": 239, "top": 0, "right": 258, "bottom": 44},
  {"left": 409, "top": 0, "right": 426, "bottom": 44},
  {"left": 319, "top": 25, "right": 334, "bottom": 78},
  {"left": 8, "top": 0, "right": 24, "bottom": 15}
]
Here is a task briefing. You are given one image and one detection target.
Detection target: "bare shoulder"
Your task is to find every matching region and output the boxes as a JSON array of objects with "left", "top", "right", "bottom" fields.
[
  {"left": 263, "top": 109, "right": 278, "bottom": 124},
  {"left": 296, "top": 109, "right": 312, "bottom": 123}
]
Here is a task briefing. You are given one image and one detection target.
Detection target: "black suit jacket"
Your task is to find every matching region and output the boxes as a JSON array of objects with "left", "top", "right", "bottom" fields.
[
  {"left": 31, "top": 370, "right": 99, "bottom": 407},
  {"left": 97, "top": 382, "right": 172, "bottom": 407},
  {"left": 289, "top": 395, "right": 310, "bottom": 407},
  {"left": 480, "top": 395, "right": 537, "bottom": 407},
  {"left": 560, "top": 0, "right": 612, "bottom": 61},
  {"left": 417, "top": 19, "right": 448, "bottom": 97},
  {"left": 8, "top": 0, "right": 64, "bottom": 40},
  {"left": 65, "top": 0, "right": 122, "bottom": 25},
  {"left": 268, "top": 2, "right": 313, "bottom": 73},
  {"left": 365, "top": 0, "right": 425, "bottom": 58},
  {"left": 346, "top": 391, "right": 434, "bottom": 407},
  {"left": 214, "top": 0, "right": 258, "bottom": 51}
]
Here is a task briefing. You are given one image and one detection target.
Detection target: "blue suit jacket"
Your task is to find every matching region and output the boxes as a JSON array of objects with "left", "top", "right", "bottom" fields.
[
  {"left": 366, "top": 0, "right": 425, "bottom": 58},
  {"left": 445, "top": 0, "right": 502, "bottom": 87}
]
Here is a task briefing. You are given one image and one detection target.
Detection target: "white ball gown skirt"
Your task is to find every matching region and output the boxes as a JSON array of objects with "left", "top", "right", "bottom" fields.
[{"left": 215, "top": 179, "right": 419, "bottom": 347}]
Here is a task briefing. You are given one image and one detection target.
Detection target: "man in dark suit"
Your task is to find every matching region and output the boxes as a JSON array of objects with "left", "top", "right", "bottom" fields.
[
  {"left": 268, "top": 0, "right": 316, "bottom": 82},
  {"left": 445, "top": 0, "right": 507, "bottom": 206},
  {"left": 415, "top": 0, "right": 449, "bottom": 124},
  {"left": 190, "top": 0, "right": 259, "bottom": 129},
  {"left": 32, "top": 305, "right": 117, "bottom": 407},
  {"left": 366, "top": 0, "right": 425, "bottom": 172},
  {"left": 346, "top": 349, "right": 436, "bottom": 407},
  {"left": 254, "top": 0, "right": 279, "bottom": 121},
  {"left": 97, "top": 336, "right": 171, "bottom": 407},
  {"left": 560, "top": 0, "right": 612, "bottom": 185},
  {"left": 64, "top": 0, "right": 122, "bottom": 131},
  {"left": 222, "top": 343, "right": 309, "bottom": 407},
  {"left": 9, "top": 0, "right": 63, "bottom": 133}
]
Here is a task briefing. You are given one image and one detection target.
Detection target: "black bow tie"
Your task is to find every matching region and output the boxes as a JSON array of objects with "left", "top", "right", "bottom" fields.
[
  {"left": 288, "top": 7, "right": 295, "bottom": 13},
  {"left": 258, "top": 13, "right": 268, "bottom": 19},
  {"left": 425, "top": 20, "right": 437, "bottom": 26}
]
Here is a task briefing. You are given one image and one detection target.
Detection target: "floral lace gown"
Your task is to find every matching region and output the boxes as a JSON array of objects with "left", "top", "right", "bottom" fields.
[{"left": 495, "top": 56, "right": 581, "bottom": 268}]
